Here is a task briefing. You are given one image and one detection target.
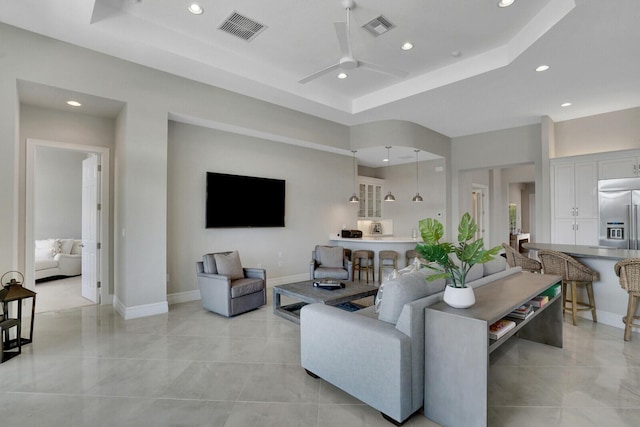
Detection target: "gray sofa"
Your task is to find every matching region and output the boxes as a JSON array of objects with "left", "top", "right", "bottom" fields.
[{"left": 300, "top": 257, "right": 520, "bottom": 425}]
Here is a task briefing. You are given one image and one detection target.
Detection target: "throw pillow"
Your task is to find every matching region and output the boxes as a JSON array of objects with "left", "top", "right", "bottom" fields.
[
  {"left": 377, "top": 269, "right": 446, "bottom": 324},
  {"left": 316, "top": 246, "right": 343, "bottom": 268},
  {"left": 59, "top": 239, "right": 75, "bottom": 254},
  {"left": 71, "top": 240, "right": 82, "bottom": 255},
  {"left": 483, "top": 256, "right": 507, "bottom": 276},
  {"left": 35, "top": 239, "right": 57, "bottom": 259},
  {"left": 214, "top": 251, "right": 244, "bottom": 280}
]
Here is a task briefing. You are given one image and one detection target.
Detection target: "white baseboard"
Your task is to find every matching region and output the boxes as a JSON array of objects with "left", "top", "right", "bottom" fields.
[
  {"left": 165, "top": 273, "right": 309, "bottom": 306},
  {"left": 113, "top": 296, "right": 169, "bottom": 320},
  {"left": 167, "top": 289, "right": 201, "bottom": 305}
]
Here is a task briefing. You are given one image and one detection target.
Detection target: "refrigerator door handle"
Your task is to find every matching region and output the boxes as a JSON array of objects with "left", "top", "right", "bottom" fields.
[
  {"left": 631, "top": 205, "right": 638, "bottom": 249},
  {"left": 627, "top": 205, "right": 632, "bottom": 250}
]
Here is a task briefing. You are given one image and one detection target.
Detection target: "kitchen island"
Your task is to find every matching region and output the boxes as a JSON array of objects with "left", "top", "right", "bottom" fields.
[
  {"left": 328, "top": 235, "right": 421, "bottom": 282},
  {"left": 523, "top": 242, "right": 639, "bottom": 330}
]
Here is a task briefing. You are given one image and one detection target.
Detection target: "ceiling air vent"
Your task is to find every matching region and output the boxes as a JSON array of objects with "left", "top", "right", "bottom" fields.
[
  {"left": 218, "top": 11, "right": 267, "bottom": 42},
  {"left": 362, "top": 15, "right": 395, "bottom": 37}
]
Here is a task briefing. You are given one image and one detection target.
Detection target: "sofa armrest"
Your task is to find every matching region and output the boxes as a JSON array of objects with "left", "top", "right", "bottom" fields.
[
  {"left": 243, "top": 267, "right": 266, "bottom": 280},
  {"left": 54, "top": 253, "right": 82, "bottom": 276},
  {"left": 300, "top": 304, "right": 412, "bottom": 422}
]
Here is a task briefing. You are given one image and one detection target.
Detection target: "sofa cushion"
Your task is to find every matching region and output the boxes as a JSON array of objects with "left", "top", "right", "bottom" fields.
[
  {"left": 483, "top": 256, "right": 507, "bottom": 276},
  {"left": 230, "top": 277, "right": 264, "bottom": 298},
  {"left": 377, "top": 269, "right": 446, "bottom": 324},
  {"left": 214, "top": 251, "right": 244, "bottom": 280},
  {"left": 202, "top": 254, "right": 218, "bottom": 274},
  {"left": 316, "top": 246, "right": 343, "bottom": 268},
  {"left": 375, "top": 262, "right": 419, "bottom": 313}
]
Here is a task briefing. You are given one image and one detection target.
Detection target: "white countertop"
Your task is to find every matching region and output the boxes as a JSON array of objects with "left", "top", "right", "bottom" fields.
[
  {"left": 329, "top": 235, "right": 421, "bottom": 244},
  {"left": 523, "top": 242, "right": 640, "bottom": 261}
]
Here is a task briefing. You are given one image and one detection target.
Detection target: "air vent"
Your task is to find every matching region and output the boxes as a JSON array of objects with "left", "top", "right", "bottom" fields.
[
  {"left": 362, "top": 15, "right": 395, "bottom": 36},
  {"left": 218, "top": 11, "right": 267, "bottom": 42}
]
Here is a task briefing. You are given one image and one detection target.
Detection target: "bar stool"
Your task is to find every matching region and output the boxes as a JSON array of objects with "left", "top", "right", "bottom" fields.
[
  {"left": 378, "top": 250, "right": 398, "bottom": 282},
  {"left": 353, "top": 250, "right": 375, "bottom": 283},
  {"left": 405, "top": 249, "right": 422, "bottom": 267},
  {"left": 538, "top": 249, "right": 599, "bottom": 326},
  {"left": 614, "top": 258, "right": 640, "bottom": 341}
]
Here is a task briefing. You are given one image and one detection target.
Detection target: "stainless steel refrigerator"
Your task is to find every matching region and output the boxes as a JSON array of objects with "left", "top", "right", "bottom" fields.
[{"left": 598, "top": 178, "right": 640, "bottom": 248}]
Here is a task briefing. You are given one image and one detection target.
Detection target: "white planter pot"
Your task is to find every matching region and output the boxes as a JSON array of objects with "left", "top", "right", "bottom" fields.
[{"left": 443, "top": 285, "right": 476, "bottom": 308}]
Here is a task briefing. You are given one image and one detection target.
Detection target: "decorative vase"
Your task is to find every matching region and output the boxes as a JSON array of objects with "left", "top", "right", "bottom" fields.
[{"left": 443, "top": 285, "right": 475, "bottom": 308}]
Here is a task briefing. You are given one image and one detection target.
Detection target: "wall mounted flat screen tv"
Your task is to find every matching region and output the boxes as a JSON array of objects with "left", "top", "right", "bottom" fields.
[{"left": 206, "top": 172, "right": 285, "bottom": 228}]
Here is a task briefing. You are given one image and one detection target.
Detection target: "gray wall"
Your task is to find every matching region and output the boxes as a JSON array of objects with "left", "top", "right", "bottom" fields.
[{"left": 34, "top": 147, "right": 85, "bottom": 240}]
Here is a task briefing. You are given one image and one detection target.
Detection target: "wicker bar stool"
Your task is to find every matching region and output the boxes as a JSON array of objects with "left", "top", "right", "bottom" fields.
[
  {"left": 614, "top": 258, "right": 640, "bottom": 341},
  {"left": 352, "top": 250, "right": 375, "bottom": 283},
  {"left": 538, "top": 249, "right": 599, "bottom": 325},
  {"left": 501, "top": 243, "right": 542, "bottom": 273},
  {"left": 378, "top": 250, "right": 398, "bottom": 282},
  {"left": 405, "top": 249, "right": 423, "bottom": 267}
]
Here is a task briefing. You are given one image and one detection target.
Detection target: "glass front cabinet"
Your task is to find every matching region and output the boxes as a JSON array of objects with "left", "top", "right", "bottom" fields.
[{"left": 358, "top": 177, "right": 384, "bottom": 219}]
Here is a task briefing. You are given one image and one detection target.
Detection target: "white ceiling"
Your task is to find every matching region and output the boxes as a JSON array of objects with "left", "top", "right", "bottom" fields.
[{"left": 3, "top": 0, "right": 640, "bottom": 167}]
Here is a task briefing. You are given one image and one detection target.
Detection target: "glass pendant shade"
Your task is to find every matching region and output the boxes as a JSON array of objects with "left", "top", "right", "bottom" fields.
[
  {"left": 349, "top": 150, "right": 360, "bottom": 203},
  {"left": 384, "top": 146, "right": 395, "bottom": 201},
  {"left": 413, "top": 149, "right": 423, "bottom": 202}
]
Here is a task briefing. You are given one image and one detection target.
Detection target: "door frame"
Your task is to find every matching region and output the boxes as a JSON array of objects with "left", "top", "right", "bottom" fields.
[{"left": 25, "top": 138, "right": 110, "bottom": 305}]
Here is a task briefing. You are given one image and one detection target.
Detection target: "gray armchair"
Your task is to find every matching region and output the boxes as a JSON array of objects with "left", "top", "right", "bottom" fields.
[
  {"left": 310, "top": 245, "right": 353, "bottom": 281},
  {"left": 195, "top": 251, "right": 266, "bottom": 317}
]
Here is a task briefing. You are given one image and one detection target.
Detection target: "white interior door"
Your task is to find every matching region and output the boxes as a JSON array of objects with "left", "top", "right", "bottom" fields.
[{"left": 82, "top": 155, "right": 99, "bottom": 303}]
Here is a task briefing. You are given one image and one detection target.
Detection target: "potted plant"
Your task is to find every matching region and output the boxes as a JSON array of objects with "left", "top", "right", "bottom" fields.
[{"left": 415, "top": 212, "right": 501, "bottom": 308}]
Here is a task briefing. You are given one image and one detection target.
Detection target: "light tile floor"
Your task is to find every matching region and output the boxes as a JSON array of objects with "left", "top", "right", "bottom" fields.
[{"left": 1, "top": 290, "right": 640, "bottom": 426}]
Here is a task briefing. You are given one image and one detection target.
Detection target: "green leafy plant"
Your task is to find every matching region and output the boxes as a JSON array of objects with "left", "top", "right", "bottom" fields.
[{"left": 415, "top": 212, "right": 501, "bottom": 288}]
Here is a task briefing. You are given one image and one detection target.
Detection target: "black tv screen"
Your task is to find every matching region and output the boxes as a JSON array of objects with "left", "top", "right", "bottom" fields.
[{"left": 206, "top": 172, "right": 285, "bottom": 228}]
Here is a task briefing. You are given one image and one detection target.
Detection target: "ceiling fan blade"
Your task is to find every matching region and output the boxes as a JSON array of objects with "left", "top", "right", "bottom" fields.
[
  {"left": 298, "top": 63, "right": 341, "bottom": 84},
  {"left": 333, "top": 22, "right": 352, "bottom": 58},
  {"left": 358, "top": 61, "right": 408, "bottom": 79}
]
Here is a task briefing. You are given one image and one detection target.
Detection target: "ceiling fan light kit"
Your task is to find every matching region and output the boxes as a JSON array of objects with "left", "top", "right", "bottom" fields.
[{"left": 299, "top": 0, "right": 408, "bottom": 84}]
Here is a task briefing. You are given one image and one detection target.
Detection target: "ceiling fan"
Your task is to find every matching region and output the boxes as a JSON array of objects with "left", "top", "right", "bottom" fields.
[{"left": 298, "top": 0, "right": 408, "bottom": 84}]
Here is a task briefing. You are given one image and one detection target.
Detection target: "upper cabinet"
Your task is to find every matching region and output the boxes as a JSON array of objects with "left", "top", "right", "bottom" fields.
[
  {"left": 551, "top": 160, "right": 598, "bottom": 245},
  {"left": 358, "top": 177, "right": 384, "bottom": 219},
  {"left": 598, "top": 156, "right": 640, "bottom": 179}
]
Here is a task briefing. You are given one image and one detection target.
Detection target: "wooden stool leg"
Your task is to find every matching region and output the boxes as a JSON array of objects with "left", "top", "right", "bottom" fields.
[
  {"left": 624, "top": 294, "right": 638, "bottom": 341},
  {"left": 570, "top": 281, "right": 578, "bottom": 326},
  {"left": 586, "top": 281, "right": 597, "bottom": 323}
]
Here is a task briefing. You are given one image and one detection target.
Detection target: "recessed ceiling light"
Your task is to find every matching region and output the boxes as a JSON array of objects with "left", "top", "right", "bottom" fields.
[
  {"left": 66, "top": 100, "right": 81, "bottom": 107},
  {"left": 401, "top": 42, "right": 414, "bottom": 51},
  {"left": 337, "top": 72, "right": 348, "bottom": 79},
  {"left": 451, "top": 50, "right": 462, "bottom": 58},
  {"left": 561, "top": 102, "right": 572, "bottom": 107},
  {"left": 536, "top": 65, "right": 550, "bottom": 72},
  {"left": 498, "top": 0, "right": 515, "bottom": 7},
  {"left": 187, "top": 3, "right": 204, "bottom": 15}
]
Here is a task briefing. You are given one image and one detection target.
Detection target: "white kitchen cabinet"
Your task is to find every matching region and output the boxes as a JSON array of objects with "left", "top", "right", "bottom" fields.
[
  {"left": 551, "top": 161, "right": 598, "bottom": 245},
  {"left": 598, "top": 157, "right": 640, "bottom": 179},
  {"left": 358, "top": 177, "right": 384, "bottom": 219}
]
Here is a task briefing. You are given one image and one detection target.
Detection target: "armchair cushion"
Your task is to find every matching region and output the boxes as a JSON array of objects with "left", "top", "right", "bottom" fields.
[
  {"left": 214, "top": 251, "right": 244, "bottom": 279},
  {"left": 316, "top": 246, "right": 344, "bottom": 268},
  {"left": 231, "top": 277, "right": 266, "bottom": 298}
]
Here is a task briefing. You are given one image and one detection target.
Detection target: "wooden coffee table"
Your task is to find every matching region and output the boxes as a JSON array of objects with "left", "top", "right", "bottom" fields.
[{"left": 273, "top": 280, "right": 378, "bottom": 324}]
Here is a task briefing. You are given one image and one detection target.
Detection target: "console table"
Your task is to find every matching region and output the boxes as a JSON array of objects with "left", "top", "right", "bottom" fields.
[{"left": 423, "top": 272, "right": 563, "bottom": 427}]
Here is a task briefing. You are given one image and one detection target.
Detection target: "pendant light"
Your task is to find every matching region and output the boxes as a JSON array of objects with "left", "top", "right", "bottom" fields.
[
  {"left": 383, "top": 146, "right": 396, "bottom": 202},
  {"left": 348, "top": 150, "right": 360, "bottom": 203},
  {"left": 412, "top": 149, "right": 424, "bottom": 202}
]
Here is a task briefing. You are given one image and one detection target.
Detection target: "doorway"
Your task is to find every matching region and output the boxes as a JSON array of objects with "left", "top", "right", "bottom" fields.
[{"left": 25, "top": 139, "right": 110, "bottom": 311}]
